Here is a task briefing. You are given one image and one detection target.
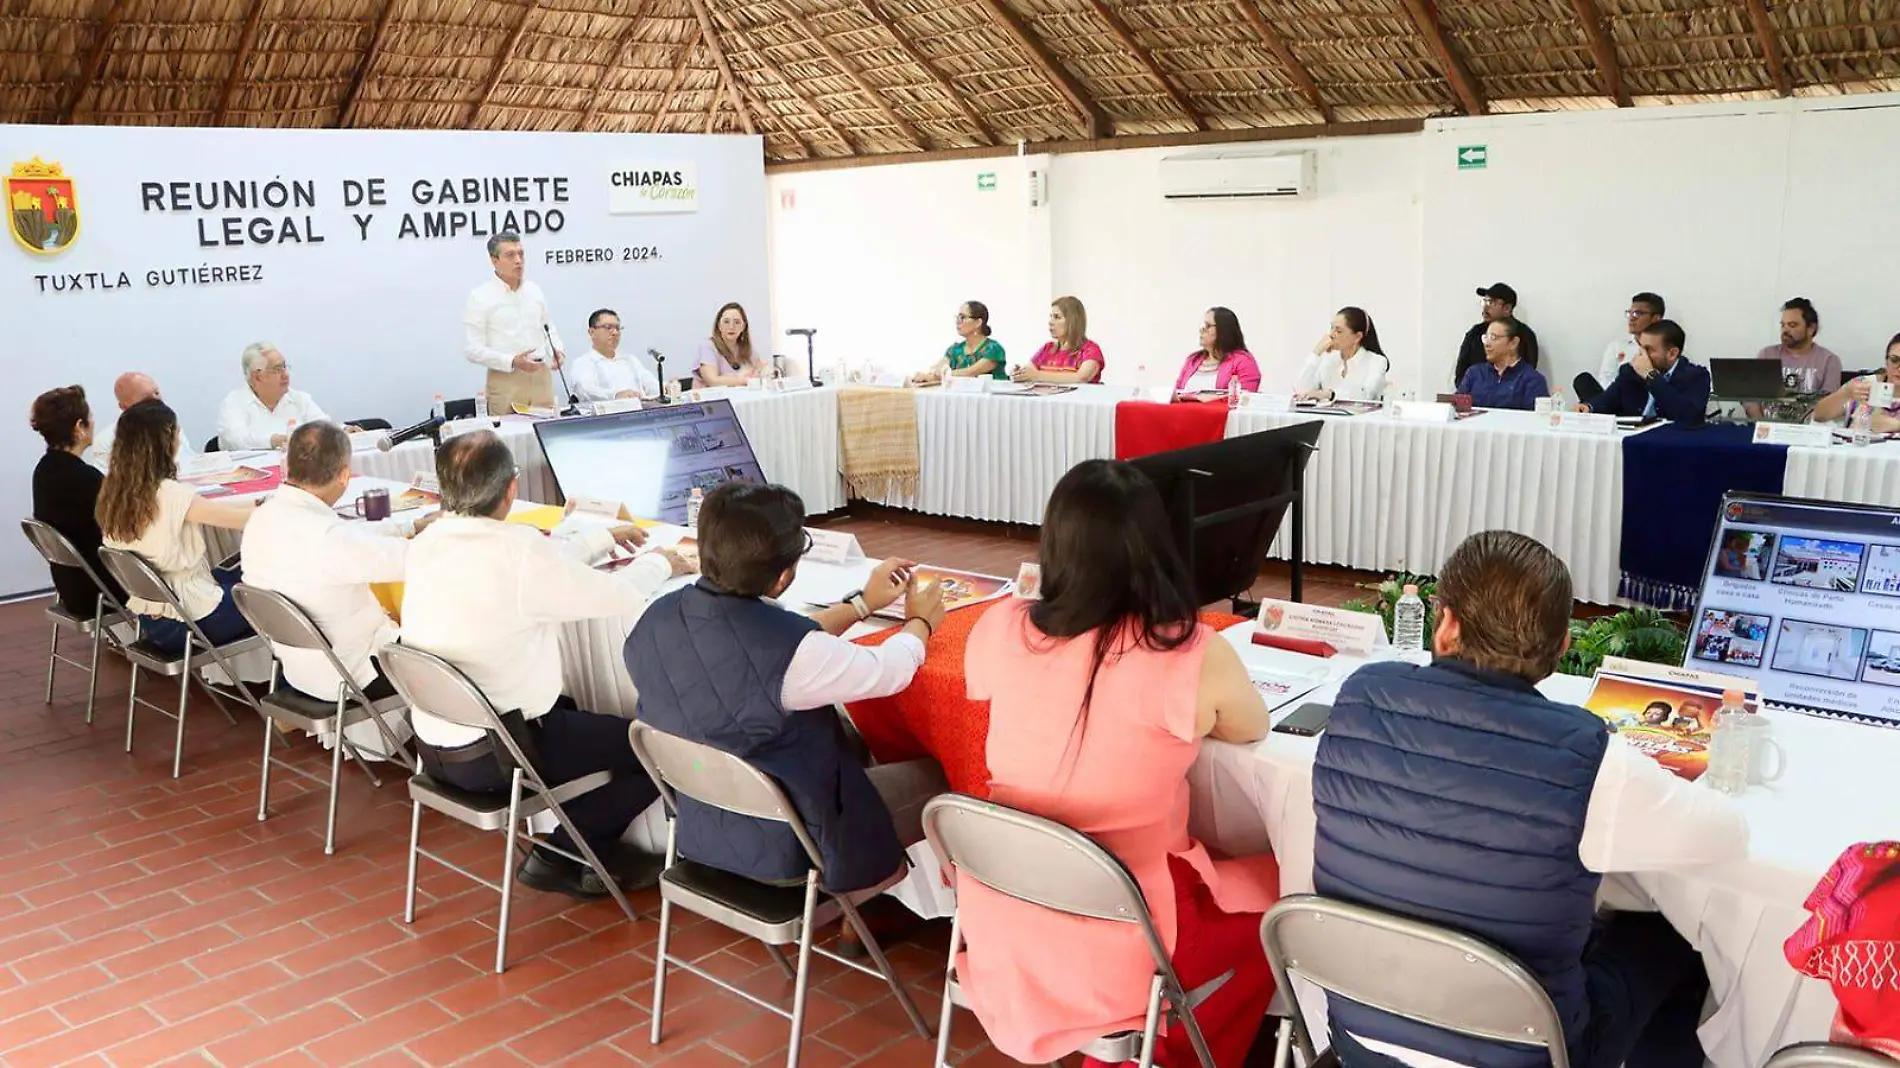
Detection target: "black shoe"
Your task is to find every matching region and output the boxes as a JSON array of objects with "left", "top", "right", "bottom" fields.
[
  {"left": 606, "top": 846, "right": 667, "bottom": 893},
  {"left": 516, "top": 850, "right": 610, "bottom": 901}
]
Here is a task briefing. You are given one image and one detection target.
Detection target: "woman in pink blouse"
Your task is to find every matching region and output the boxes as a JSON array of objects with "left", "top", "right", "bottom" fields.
[
  {"left": 960, "top": 459, "right": 1279, "bottom": 1068},
  {"left": 1173, "top": 307, "right": 1262, "bottom": 394},
  {"left": 1015, "top": 295, "right": 1105, "bottom": 383}
]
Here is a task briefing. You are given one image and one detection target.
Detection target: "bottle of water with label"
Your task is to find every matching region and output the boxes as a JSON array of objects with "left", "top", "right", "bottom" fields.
[
  {"left": 475, "top": 390, "right": 488, "bottom": 418},
  {"left": 1392, "top": 584, "right": 1426, "bottom": 654},
  {"left": 1705, "top": 689, "right": 1750, "bottom": 796},
  {"left": 1227, "top": 377, "right": 1242, "bottom": 409},
  {"left": 431, "top": 393, "right": 444, "bottom": 421},
  {"left": 685, "top": 487, "right": 705, "bottom": 530},
  {"left": 1852, "top": 400, "right": 1874, "bottom": 447}
]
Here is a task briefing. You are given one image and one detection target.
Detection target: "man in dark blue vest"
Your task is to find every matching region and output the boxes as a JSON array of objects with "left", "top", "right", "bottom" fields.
[
  {"left": 1312, "top": 530, "right": 1748, "bottom": 1068},
  {"left": 625, "top": 482, "right": 950, "bottom": 896}
]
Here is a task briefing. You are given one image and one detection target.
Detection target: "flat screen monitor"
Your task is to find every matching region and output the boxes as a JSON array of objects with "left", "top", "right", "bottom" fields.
[
  {"left": 1688, "top": 491, "right": 1900, "bottom": 728},
  {"left": 532, "top": 400, "right": 767, "bottom": 524}
]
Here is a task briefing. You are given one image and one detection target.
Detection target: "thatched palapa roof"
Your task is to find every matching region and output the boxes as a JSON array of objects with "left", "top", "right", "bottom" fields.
[{"left": 4, "top": 0, "right": 1900, "bottom": 168}]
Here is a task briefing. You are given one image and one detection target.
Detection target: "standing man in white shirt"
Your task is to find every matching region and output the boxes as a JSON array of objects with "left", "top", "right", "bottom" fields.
[
  {"left": 85, "top": 371, "right": 198, "bottom": 470},
  {"left": 1313, "top": 531, "right": 1747, "bottom": 1068},
  {"left": 569, "top": 308, "right": 660, "bottom": 403},
  {"left": 402, "top": 429, "right": 694, "bottom": 899},
  {"left": 215, "top": 342, "right": 337, "bottom": 451},
  {"left": 1596, "top": 292, "right": 1665, "bottom": 395},
  {"left": 243, "top": 420, "right": 426, "bottom": 757},
  {"left": 462, "top": 232, "right": 563, "bottom": 414}
]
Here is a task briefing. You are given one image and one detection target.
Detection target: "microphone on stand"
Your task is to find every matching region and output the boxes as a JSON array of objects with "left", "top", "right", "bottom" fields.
[
  {"left": 649, "top": 348, "right": 669, "bottom": 406},
  {"left": 545, "top": 324, "right": 579, "bottom": 416},
  {"left": 786, "top": 328, "right": 819, "bottom": 387},
  {"left": 376, "top": 414, "right": 448, "bottom": 452}
]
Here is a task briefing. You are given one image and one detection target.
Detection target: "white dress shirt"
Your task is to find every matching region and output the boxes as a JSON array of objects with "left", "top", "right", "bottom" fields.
[
  {"left": 1597, "top": 336, "right": 1643, "bottom": 389},
  {"left": 85, "top": 417, "right": 197, "bottom": 471},
  {"left": 1296, "top": 349, "right": 1389, "bottom": 401},
  {"left": 570, "top": 348, "right": 660, "bottom": 402},
  {"left": 102, "top": 480, "right": 219, "bottom": 621},
  {"left": 462, "top": 276, "right": 563, "bottom": 374},
  {"left": 779, "top": 624, "right": 927, "bottom": 709},
  {"left": 241, "top": 484, "right": 407, "bottom": 698},
  {"left": 216, "top": 388, "right": 331, "bottom": 451},
  {"left": 401, "top": 514, "right": 670, "bottom": 746},
  {"left": 1352, "top": 733, "right": 1749, "bottom": 1068}
]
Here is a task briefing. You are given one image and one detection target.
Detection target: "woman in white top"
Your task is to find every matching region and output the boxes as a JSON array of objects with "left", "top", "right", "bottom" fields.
[
  {"left": 694, "top": 302, "right": 770, "bottom": 388},
  {"left": 1812, "top": 332, "right": 1900, "bottom": 430},
  {"left": 1297, "top": 307, "right": 1389, "bottom": 403},
  {"left": 97, "top": 400, "right": 257, "bottom": 654},
  {"left": 570, "top": 308, "right": 660, "bottom": 402}
]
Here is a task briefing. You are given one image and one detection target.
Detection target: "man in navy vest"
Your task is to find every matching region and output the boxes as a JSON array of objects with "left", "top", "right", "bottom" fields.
[
  {"left": 625, "top": 482, "right": 949, "bottom": 896},
  {"left": 1312, "top": 531, "right": 1748, "bottom": 1068}
]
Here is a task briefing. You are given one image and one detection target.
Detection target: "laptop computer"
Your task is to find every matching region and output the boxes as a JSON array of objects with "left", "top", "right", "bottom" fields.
[{"left": 1709, "top": 358, "right": 1788, "bottom": 403}]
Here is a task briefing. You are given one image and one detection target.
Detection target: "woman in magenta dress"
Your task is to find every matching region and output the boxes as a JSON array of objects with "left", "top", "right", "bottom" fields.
[
  {"left": 1014, "top": 295, "right": 1105, "bottom": 384},
  {"left": 960, "top": 458, "right": 1280, "bottom": 1067}
]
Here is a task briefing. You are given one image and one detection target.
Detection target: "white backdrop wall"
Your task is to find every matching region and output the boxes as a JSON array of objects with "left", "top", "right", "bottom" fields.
[{"left": 2, "top": 125, "right": 767, "bottom": 597}]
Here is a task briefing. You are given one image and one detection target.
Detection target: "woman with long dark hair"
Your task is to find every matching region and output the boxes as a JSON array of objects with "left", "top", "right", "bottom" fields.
[
  {"left": 693, "top": 302, "right": 768, "bottom": 387},
  {"left": 97, "top": 400, "right": 256, "bottom": 653},
  {"left": 30, "top": 385, "right": 125, "bottom": 616},
  {"left": 912, "top": 300, "right": 1006, "bottom": 385},
  {"left": 1298, "top": 306, "right": 1388, "bottom": 402},
  {"left": 1173, "top": 306, "right": 1261, "bottom": 394},
  {"left": 956, "top": 459, "right": 1278, "bottom": 1067}
]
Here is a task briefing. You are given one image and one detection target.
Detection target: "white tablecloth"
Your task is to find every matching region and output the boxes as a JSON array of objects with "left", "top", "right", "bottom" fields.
[
  {"left": 1227, "top": 409, "right": 1627, "bottom": 604},
  {"left": 1186, "top": 625, "right": 1876, "bottom": 1068},
  {"left": 1784, "top": 437, "right": 1900, "bottom": 506},
  {"left": 349, "top": 418, "right": 557, "bottom": 503}
]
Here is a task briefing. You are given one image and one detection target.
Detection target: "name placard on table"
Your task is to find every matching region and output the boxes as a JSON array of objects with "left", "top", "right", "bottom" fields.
[
  {"left": 1241, "top": 393, "right": 1295, "bottom": 412},
  {"left": 1253, "top": 598, "right": 1390, "bottom": 657},
  {"left": 945, "top": 377, "right": 986, "bottom": 394},
  {"left": 590, "top": 397, "right": 643, "bottom": 415},
  {"left": 1546, "top": 411, "right": 1619, "bottom": 435},
  {"left": 1752, "top": 422, "right": 1834, "bottom": 447},
  {"left": 569, "top": 496, "right": 633, "bottom": 521},
  {"left": 805, "top": 528, "right": 865, "bottom": 565},
  {"left": 1389, "top": 401, "right": 1456, "bottom": 424}
]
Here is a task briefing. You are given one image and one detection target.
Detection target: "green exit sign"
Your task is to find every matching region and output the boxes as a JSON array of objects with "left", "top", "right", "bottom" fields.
[
  {"left": 1457, "top": 144, "right": 1488, "bottom": 170},
  {"left": 976, "top": 171, "right": 997, "bottom": 191}
]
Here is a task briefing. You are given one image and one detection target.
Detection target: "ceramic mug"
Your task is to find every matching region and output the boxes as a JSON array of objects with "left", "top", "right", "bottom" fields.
[
  {"left": 354, "top": 487, "right": 392, "bottom": 521},
  {"left": 1748, "top": 733, "right": 1787, "bottom": 785}
]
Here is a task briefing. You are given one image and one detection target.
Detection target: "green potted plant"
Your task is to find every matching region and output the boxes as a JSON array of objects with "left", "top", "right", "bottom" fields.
[
  {"left": 1341, "top": 573, "right": 1437, "bottom": 643},
  {"left": 1557, "top": 608, "right": 1687, "bottom": 677}
]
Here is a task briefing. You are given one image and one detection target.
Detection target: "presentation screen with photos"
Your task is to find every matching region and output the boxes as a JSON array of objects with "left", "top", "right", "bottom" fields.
[
  {"left": 533, "top": 400, "right": 767, "bottom": 524},
  {"left": 1688, "top": 494, "right": 1900, "bottom": 728}
]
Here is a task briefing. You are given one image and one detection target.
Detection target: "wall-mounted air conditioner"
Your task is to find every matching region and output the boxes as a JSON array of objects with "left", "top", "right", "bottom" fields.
[{"left": 1158, "top": 149, "right": 1316, "bottom": 200}]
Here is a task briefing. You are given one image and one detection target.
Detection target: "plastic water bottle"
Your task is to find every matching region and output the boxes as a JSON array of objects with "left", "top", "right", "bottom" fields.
[
  {"left": 1852, "top": 401, "right": 1874, "bottom": 447},
  {"left": 1551, "top": 384, "right": 1567, "bottom": 412},
  {"left": 1393, "top": 584, "right": 1426, "bottom": 654},
  {"left": 475, "top": 390, "right": 488, "bottom": 418},
  {"left": 1227, "top": 377, "right": 1242, "bottom": 409},
  {"left": 431, "top": 393, "right": 444, "bottom": 421},
  {"left": 685, "top": 487, "right": 704, "bottom": 530},
  {"left": 1705, "top": 690, "right": 1750, "bottom": 796}
]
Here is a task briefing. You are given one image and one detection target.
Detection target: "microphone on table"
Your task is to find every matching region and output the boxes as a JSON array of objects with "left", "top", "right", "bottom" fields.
[
  {"left": 545, "top": 324, "right": 579, "bottom": 415},
  {"left": 375, "top": 414, "right": 447, "bottom": 452},
  {"left": 1572, "top": 372, "right": 1605, "bottom": 404},
  {"left": 649, "top": 348, "right": 670, "bottom": 406}
]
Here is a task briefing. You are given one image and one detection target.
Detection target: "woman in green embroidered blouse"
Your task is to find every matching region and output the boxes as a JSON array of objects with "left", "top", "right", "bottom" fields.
[{"left": 913, "top": 301, "right": 1006, "bottom": 385}]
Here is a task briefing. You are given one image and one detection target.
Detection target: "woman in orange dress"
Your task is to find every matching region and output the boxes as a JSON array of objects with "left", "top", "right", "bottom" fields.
[{"left": 959, "top": 458, "right": 1280, "bottom": 1067}]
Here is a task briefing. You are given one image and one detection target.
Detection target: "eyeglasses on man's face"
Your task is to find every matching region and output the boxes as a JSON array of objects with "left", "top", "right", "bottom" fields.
[{"left": 593, "top": 322, "right": 622, "bottom": 332}]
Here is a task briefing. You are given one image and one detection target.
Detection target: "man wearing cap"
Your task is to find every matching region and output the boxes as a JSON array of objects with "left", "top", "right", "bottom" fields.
[{"left": 1455, "top": 283, "right": 1537, "bottom": 384}]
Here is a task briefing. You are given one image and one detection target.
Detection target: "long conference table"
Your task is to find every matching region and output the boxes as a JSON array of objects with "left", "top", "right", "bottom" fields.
[{"left": 351, "top": 383, "right": 1900, "bottom": 604}]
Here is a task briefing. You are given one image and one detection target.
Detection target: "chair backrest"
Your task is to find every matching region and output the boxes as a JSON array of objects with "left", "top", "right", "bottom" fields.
[
  {"left": 627, "top": 721, "right": 795, "bottom": 823},
  {"left": 1766, "top": 1044, "right": 1898, "bottom": 1068},
  {"left": 231, "top": 583, "right": 331, "bottom": 651},
  {"left": 921, "top": 793, "right": 1149, "bottom": 925},
  {"left": 98, "top": 546, "right": 181, "bottom": 609},
  {"left": 375, "top": 643, "right": 504, "bottom": 734},
  {"left": 21, "top": 517, "right": 87, "bottom": 570},
  {"left": 1261, "top": 894, "right": 1570, "bottom": 1068}
]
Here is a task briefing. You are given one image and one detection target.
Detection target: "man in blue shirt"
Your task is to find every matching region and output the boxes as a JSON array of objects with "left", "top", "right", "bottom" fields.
[
  {"left": 1456, "top": 316, "right": 1549, "bottom": 409},
  {"left": 1583, "top": 319, "right": 1710, "bottom": 425}
]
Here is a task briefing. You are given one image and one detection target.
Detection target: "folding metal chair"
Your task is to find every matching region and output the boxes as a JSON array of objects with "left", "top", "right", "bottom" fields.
[
  {"left": 231, "top": 584, "right": 415, "bottom": 855},
  {"left": 922, "top": 793, "right": 1232, "bottom": 1068},
  {"left": 96, "top": 547, "right": 266, "bottom": 779},
  {"left": 19, "top": 519, "right": 130, "bottom": 724},
  {"left": 1261, "top": 894, "right": 1571, "bottom": 1068},
  {"left": 1766, "top": 1043, "right": 1898, "bottom": 1068},
  {"left": 629, "top": 721, "right": 932, "bottom": 1068},
  {"left": 374, "top": 643, "right": 636, "bottom": 974}
]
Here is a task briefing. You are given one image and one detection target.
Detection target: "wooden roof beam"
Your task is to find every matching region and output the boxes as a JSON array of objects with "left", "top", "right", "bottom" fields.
[
  {"left": 777, "top": 4, "right": 926, "bottom": 150},
  {"left": 1233, "top": 0, "right": 1330, "bottom": 123},
  {"left": 973, "top": 0, "right": 1107, "bottom": 139},
  {"left": 337, "top": 0, "right": 400, "bottom": 128},
  {"left": 1396, "top": 0, "right": 1484, "bottom": 115},
  {"left": 579, "top": 0, "right": 658, "bottom": 131},
  {"left": 214, "top": 0, "right": 268, "bottom": 125},
  {"left": 1568, "top": 0, "right": 1629, "bottom": 106},
  {"left": 468, "top": 0, "right": 541, "bottom": 127},
  {"left": 856, "top": 0, "right": 995, "bottom": 145},
  {"left": 688, "top": 0, "right": 757, "bottom": 135},
  {"left": 65, "top": 0, "right": 130, "bottom": 124},
  {"left": 652, "top": 31, "right": 700, "bottom": 132},
  {"left": 1086, "top": 0, "right": 1200, "bottom": 131},
  {"left": 737, "top": 26, "right": 856, "bottom": 153},
  {"left": 1744, "top": 0, "right": 1792, "bottom": 97}
]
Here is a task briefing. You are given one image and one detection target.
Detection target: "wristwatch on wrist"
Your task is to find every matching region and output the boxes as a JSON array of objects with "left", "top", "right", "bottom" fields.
[
  {"left": 1645, "top": 369, "right": 1664, "bottom": 385},
  {"left": 842, "top": 589, "right": 871, "bottom": 621}
]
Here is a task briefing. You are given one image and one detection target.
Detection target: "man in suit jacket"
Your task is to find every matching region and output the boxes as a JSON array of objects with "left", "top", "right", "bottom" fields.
[{"left": 1583, "top": 319, "right": 1710, "bottom": 425}]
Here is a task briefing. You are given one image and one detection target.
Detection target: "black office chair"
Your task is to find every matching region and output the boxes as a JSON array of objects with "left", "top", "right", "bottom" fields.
[
  {"left": 204, "top": 436, "right": 222, "bottom": 453},
  {"left": 443, "top": 398, "right": 477, "bottom": 420},
  {"left": 346, "top": 418, "right": 393, "bottom": 432},
  {"left": 1572, "top": 373, "right": 1604, "bottom": 405}
]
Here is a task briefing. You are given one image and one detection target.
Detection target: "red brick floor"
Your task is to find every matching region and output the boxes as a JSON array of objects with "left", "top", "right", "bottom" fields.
[{"left": 0, "top": 511, "right": 1368, "bottom": 1067}]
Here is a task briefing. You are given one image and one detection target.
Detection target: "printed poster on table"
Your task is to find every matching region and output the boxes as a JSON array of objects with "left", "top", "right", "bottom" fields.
[
  {"left": 1582, "top": 657, "right": 1759, "bottom": 782},
  {"left": 873, "top": 567, "right": 1011, "bottom": 620}
]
